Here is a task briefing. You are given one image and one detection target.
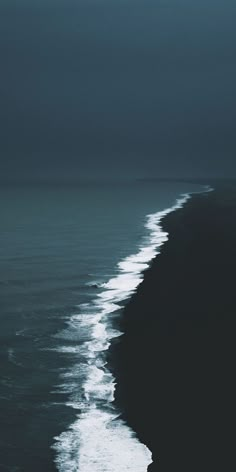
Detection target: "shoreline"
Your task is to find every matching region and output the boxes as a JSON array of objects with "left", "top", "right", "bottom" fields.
[
  {"left": 109, "top": 183, "right": 236, "bottom": 471},
  {"left": 53, "top": 187, "right": 201, "bottom": 471},
  {"left": 53, "top": 189, "right": 197, "bottom": 471}
]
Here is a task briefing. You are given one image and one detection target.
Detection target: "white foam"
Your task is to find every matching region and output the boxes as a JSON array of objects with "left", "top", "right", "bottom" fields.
[
  {"left": 53, "top": 187, "right": 212, "bottom": 471},
  {"left": 54, "top": 408, "right": 151, "bottom": 472}
]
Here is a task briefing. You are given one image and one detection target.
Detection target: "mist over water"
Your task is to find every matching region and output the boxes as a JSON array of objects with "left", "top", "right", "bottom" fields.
[{"left": 1, "top": 1, "right": 236, "bottom": 181}]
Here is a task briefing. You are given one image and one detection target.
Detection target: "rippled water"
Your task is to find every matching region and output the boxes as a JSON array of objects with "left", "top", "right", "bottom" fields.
[{"left": 0, "top": 181, "right": 203, "bottom": 471}]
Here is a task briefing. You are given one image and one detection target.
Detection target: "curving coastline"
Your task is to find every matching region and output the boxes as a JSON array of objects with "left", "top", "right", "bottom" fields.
[
  {"left": 110, "top": 183, "right": 236, "bottom": 471},
  {"left": 53, "top": 190, "right": 199, "bottom": 471}
]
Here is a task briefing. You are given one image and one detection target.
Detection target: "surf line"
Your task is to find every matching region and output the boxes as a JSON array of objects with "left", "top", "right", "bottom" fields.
[{"left": 53, "top": 187, "right": 212, "bottom": 472}]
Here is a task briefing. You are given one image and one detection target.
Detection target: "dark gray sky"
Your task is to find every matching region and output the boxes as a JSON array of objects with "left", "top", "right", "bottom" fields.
[{"left": 0, "top": 0, "right": 236, "bottom": 181}]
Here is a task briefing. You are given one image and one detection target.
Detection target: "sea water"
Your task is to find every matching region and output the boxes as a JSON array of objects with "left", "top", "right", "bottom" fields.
[{"left": 0, "top": 180, "right": 204, "bottom": 471}]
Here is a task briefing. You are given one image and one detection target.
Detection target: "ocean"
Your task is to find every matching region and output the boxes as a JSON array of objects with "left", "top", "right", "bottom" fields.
[{"left": 0, "top": 180, "right": 203, "bottom": 472}]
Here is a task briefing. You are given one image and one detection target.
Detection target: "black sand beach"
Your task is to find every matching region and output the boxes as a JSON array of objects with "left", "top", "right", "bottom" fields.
[{"left": 110, "top": 183, "right": 236, "bottom": 471}]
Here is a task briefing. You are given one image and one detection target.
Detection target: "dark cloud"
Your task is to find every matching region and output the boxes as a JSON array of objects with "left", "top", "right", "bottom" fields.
[{"left": 0, "top": 0, "right": 236, "bottom": 181}]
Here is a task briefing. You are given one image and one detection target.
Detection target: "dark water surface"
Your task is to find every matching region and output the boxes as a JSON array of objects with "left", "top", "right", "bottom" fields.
[{"left": 0, "top": 181, "right": 202, "bottom": 471}]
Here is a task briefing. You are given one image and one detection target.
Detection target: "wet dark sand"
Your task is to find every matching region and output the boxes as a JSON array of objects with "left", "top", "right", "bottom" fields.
[{"left": 110, "top": 184, "right": 236, "bottom": 471}]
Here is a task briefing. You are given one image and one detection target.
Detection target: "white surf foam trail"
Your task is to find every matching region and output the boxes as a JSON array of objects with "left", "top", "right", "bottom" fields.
[{"left": 53, "top": 188, "right": 211, "bottom": 472}]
